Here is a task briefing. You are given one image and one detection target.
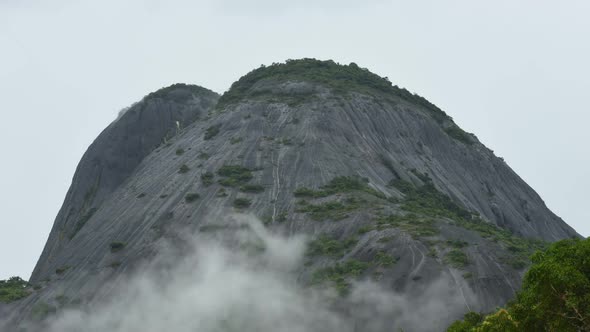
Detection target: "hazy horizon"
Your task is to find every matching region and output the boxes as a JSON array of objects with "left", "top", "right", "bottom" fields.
[{"left": 1, "top": 0, "right": 589, "bottom": 280}]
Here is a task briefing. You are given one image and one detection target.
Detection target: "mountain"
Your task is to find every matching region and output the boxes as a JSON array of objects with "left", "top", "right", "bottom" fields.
[{"left": 1, "top": 59, "right": 579, "bottom": 332}]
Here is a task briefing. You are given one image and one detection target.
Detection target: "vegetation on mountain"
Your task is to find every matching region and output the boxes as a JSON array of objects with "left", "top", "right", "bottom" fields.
[
  {"left": 0, "top": 277, "right": 30, "bottom": 303},
  {"left": 185, "top": 193, "right": 200, "bottom": 203},
  {"left": 109, "top": 241, "right": 126, "bottom": 252},
  {"left": 239, "top": 184, "right": 265, "bottom": 193},
  {"left": 215, "top": 58, "right": 477, "bottom": 144},
  {"left": 307, "top": 235, "right": 358, "bottom": 258},
  {"left": 375, "top": 213, "right": 438, "bottom": 238},
  {"left": 312, "top": 259, "right": 370, "bottom": 296},
  {"left": 296, "top": 197, "right": 366, "bottom": 221},
  {"left": 55, "top": 266, "right": 71, "bottom": 274},
  {"left": 216, "top": 59, "right": 448, "bottom": 120},
  {"left": 229, "top": 137, "right": 243, "bottom": 145},
  {"left": 144, "top": 83, "right": 217, "bottom": 103},
  {"left": 445, "top": 125, "right": 475, "bottom": 145},
  {"left": 447, "top": 238, "right": 590, "bottom": 331},
  {"left": 294, "top": 175, "right": 385, "bottom": 199},
  {"left": 217, "top": 165, "right": 254, "bottom": 187},
  {"left": 390, "top": 174, "right": 546, "bottom": 267},
  {"left": 374, "top": 251, "right": 398, "bottom": 267},
  {"left": 201, "top": 171, "right": 215, "bottom": 186},
  {"left": 204, "top": 124, "right": 221, "bottom": 140},
  {"left": 30, "top": 301, "right": 57, "bottom": 321},
  {"left": 390, "top": 177, "right": 471, "bottom": 221},
  {"left": 178, "top": 164, "right": 190, "bottom": 174},
  {"left": 233, "top": 198, "right": 252, "bottom": 209},
  {"left": 445, "top": 249, "right": 470, "bottom": 268}
]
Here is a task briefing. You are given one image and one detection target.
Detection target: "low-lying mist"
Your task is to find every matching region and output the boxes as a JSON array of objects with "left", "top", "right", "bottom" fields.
[{"left": 20, "top": 214, "right": 474, "bottom": 332}]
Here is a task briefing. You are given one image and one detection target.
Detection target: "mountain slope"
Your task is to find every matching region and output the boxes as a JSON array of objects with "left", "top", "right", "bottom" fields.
[
  {"left": 30, "top": 84, "right": 219, "bottom": 283},
  {"left": 4, "top": 59, "right": 579, "bottom": 331}
]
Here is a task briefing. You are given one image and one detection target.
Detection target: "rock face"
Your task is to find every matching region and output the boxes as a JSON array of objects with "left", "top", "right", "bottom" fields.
[
  {"left": 30, "top": 84, "right": 219, "bottom": 283},
  {"left": 3, "top": 60, "right": 579, "bottom": 331}
]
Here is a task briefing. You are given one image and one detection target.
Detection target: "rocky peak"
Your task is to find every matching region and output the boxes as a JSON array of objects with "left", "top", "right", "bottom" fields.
[
  {"left": 4, "top": 60, "right": 580, "bottom": 332},
  {"left": 30, "top": 84, "right": 219, "bottom": 283}
]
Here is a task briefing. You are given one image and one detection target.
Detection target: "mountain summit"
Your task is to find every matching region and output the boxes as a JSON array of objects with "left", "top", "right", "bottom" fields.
[{"left": 2, "top": 59, "right": 579, "bottom": 331}]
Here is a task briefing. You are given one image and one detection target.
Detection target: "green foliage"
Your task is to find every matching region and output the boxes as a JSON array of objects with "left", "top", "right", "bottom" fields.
[
  {"left": 201, "top": 172, "right": 215, "bottom": 186},
  {"left": 216, "top": 59, "right": 450, "bottom": 124},
  {"left": 307, "top": 235, "right": 358, "bottom": 258},
  {"left": 502, "top": 256, "right": 528, "bottom": 270},
  {"left": 391, "top": 176, "right": 544, "bottom": 264},
  {"left": 239, "top": 184, "right": 265, "bottom": 193},
  {"left": 55, "top": 266, "right": 71, "bottom": 274},
  {"left": 178, "top": 164, "right": 190, "bottom": 174},
  {"left": 374, "top": 251, "right": 398, "bottom": 267},
  {"left": 410, "top": 168, "right": 434, "bottom": 183},
  {"left": 389, "top": 178, "right": 415, "bottom": 194},
  {"left": 109, "top": 241, "right": 126, "bottom": 252},
  {"left": 204, "top": 125, "right": 221, "bottom": 140},
  {"left": 197, "top": 152, "right": 210, "bottom": 160},
  {"left": 455, "top": 217, "right": 547, "bottom": 267},
  {"left": 309, "top": 171, "right": 551, "bottom": 320},
  {"left": 296, "top": 197, "right": 365, "bottom": 221},
  {"left": 445, "top": 249, "right": 470, "bottom": 268},
  {"left": 378, "top": 236, "right": 394, "bottom": 243},
  {"left": 175, "top": 148, "right": 185, "bottom": 155},
  {"left": 391, "top": 179, "right": 471, "bottom": 221},
  {"left": 294, "top": 176, "right": 384, "bottom": 198},
  {"left": 240, "top": 239, "right": 267, "bottom": 255},
  {"left": 109, "top": 261, "right": 122, "bottom": 268},
  {"left": 447, "top": 239, "right": 469, "bottom": 248},
  {"left": 312, "top": 260, "right": 370, "bottom": 296},
  {"left": 376, "top": 213, "right": 438, "bottom": 238},
  {"left": 185, "top": 193, "right": 200, "bottom": 203},
  {"left": 447, "top": 312, "right": 484, "bottom": 332},
  {"left": 30, "top": 301, "right": 57, "bottom": 321},
  {"left": 447, "top": 238, "right": 590, "bottom": 332},
  {"left": 199, "top": 224, "right": 231, "bottom": 233},
  {"left": 144, "top": 83, "right": 215, "bottom": 103},
  {"left": 445, "top": 125, "right": 474, "bottom": 145},
  {"left": 511, "top": 238, "right": 590, "bottom": 331},
  {"left": 230, "top": 137, "right": 243, "bottom": 144},
  {"left": 217, "top": 165, "right": 254, "bottom": 187},
  {"left": 0, "top": 277, "right": 30, "bottom": 303},
  {"left": 293, "top": 187, "right": 320, "bottom": 197},
  {"left": 55, "top": 294, "right": 69, "bottom": 307},
  {"left": 428, "top": 247, "right": 439, "bottom": 258},
  {"left": 322, "top": 176, "right": 376, "bottom": 194},
  {"left": 233, "top": 198, "right": 252, "bottom": 209},
  {"left": 448, "top": 309, "right": 518, "bottom": 332},
  {"left": 357, "top": 225, "right": 373, "bottom": 234},
  {"left": 278, "top": 137, "right": 293, "bottom": 146}
]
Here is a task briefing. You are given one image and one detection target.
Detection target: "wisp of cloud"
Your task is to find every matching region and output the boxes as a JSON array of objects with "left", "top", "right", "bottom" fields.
[{"left": 13, "top": 214, "right": 473, "bottom": 332}]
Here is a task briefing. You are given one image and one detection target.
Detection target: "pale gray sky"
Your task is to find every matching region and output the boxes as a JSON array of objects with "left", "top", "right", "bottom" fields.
[{"left": 0, "top": 0, "right": 588, "bottom": 280}]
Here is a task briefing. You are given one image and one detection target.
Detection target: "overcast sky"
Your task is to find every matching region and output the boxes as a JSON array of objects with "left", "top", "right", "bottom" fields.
[{"left": 0, "top": 0, "right": 588, "bottom": 280}]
